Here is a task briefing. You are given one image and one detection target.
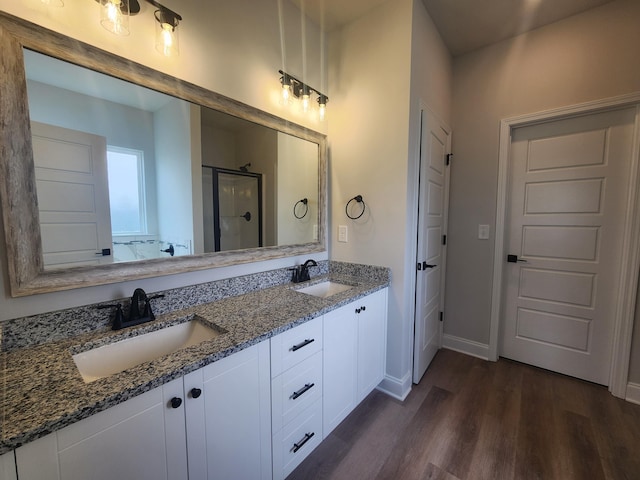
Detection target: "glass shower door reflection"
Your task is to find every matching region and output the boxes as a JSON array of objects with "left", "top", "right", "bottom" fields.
[{"left": 210, "top": 168, "right": 262, "bottom": 252}]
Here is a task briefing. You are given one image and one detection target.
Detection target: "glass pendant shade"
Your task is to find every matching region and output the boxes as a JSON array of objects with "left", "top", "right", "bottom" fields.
[
  {"left": 100, "top": 0, "right": 130, "bottom": 36},
  {"left": 155, "top": 10, "right": 180, "bottom": 57}
]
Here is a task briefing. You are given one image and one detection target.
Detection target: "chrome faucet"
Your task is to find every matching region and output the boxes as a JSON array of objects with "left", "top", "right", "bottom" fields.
[{"left": 290, "top": 259, "right": 318, "bottom": 283}]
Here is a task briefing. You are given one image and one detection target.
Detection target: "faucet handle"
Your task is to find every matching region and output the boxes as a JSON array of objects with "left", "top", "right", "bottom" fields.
[
  {"left": 142, "top": 294, "right": 164, "bottom": 320},
  {"left": 289, "top": 267, "right": 300, "bottom": 283},
  {"left": 96, "top": 303, "right": 125, "bottom": 329}
]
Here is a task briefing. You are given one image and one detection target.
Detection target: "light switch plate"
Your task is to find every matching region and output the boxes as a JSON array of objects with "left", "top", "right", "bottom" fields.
[
  {"left": 338, "top": 225, "right": 348, "bottom": 243},
  {"left": 478, "top": 224, "right": 490, "bottom": 240}
]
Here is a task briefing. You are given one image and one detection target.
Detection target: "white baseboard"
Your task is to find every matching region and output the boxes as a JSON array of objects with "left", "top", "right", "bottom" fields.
[
  {"left": 376, "top": 371, "right": 412, "bottom": 401},
  {"left": 442, "top": 334, "right": 490, "bottom": 360},
  {"left": 626, "top": 382, "right": 640, "bottom": 405}
]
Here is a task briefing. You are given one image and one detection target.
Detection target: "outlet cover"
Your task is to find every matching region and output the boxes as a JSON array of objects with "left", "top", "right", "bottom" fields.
[
  {"left": 478, "top": 224, "right": 490, "bottom": 240},
  {"left": 338, "top": 225, "right": 348, "bottom": 243}
]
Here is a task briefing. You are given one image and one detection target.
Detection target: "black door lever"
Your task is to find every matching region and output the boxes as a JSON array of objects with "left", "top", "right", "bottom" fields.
[{"left": 507, "top": 254, "right": 527, "bottom": 263}]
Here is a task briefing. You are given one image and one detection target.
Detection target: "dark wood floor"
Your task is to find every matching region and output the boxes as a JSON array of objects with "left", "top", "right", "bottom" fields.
[{"left": 288, "top": 349, "right": 640, "bottom": 480}]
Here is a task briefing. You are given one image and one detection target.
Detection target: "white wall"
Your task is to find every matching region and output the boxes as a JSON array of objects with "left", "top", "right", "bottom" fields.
[
  {"left": 0, "top": 0, "right": 328, "bottom": 321},
  {"left": 277, "top": 132, "right": 318, "bottom": 245},
  {"left": 446, "top": 0, "right": 640, "bottom": 381},
  {"left": 154, "top": 99, "right": 194, "bottom": 253},
  {"left": 328, "top": 0, "right": 451, "bottom": 398}
]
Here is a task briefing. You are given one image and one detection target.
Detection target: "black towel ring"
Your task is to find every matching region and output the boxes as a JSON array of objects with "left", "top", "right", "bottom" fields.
[
  {"left": 346, "top": 195, "right": 366, "bottom": 220},
  {"left": 294, "top": 198, "right": 309, "bottom": 219}
]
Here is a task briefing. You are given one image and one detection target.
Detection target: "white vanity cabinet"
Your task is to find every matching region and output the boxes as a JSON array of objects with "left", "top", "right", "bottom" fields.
[
  {"left": 15, "top": 341, "right": 271, "bottom": 480},
  {"left": 15, "top": 377, "right": 188, "bottom": 480},
  {"left": 184, "top": 340, "right": 272, "bottom": 480},
  {"left": 323, "top": 288, "right": 387, "bottom": 437},
  {"left": 270, "top": 316, "right": 324, "bottom": 480},
  {"left": 0, "top": 450, "right": 16, "bottom": 480}
]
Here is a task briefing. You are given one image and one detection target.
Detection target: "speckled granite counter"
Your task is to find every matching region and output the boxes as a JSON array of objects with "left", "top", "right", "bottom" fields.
[{"left": 0, "top": 263, "right": 389, "bottom": 454}]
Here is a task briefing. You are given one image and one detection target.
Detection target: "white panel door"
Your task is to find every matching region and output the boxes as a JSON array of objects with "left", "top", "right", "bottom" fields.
[
  {"left": 413, "top": 110, "right": 450, "bottom": 383},
  {"left": 502, "top": 107, "right": 636, "bottom": 385},
  {"left": 31, "top": 122, "right": 112, "bottom": 268}
]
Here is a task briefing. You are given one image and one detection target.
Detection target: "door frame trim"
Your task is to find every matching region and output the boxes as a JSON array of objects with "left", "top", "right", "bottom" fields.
[{"left": 489, "top": 92, "right": 640, "bottom": 397}]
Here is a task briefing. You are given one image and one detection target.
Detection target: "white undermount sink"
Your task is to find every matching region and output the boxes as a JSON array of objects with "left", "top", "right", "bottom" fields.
[
  {"left": 72, "top": 319, "right": 224, "bottom": 383},
  {"left": 296, "top": 281, "right": 353, "bottom": 298}
]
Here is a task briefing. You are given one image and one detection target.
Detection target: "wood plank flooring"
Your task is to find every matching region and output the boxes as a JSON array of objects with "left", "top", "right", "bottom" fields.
[{"left": 288, "top": 349, "right": 640, "bottom": 480}]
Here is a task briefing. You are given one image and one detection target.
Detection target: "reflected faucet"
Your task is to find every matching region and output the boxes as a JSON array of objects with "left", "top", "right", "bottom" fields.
[{"left": 290, "top": 259, "right": 318, "bottom": 283}]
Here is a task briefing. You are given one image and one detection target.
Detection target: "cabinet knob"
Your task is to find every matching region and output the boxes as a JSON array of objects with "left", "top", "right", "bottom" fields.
[
  {"left": 361, "top": 306, "right": 366, "bottom": 312},
  {"left": 355, "top": 308, "right": 360, "bottom": 314},
  {"left": 170, "top": 397, "right": 183, "bottom": 409},
  {"left": 190, "top": 388, "right": 202, "bottom": 399}
]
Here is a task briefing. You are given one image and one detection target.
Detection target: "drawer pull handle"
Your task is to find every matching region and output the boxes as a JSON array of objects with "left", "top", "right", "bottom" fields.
[
  {"left": 290, "top": 338, "right": 315, "bottom": 352},
  {"left": 292, "top": 432, "right": 315, "bottom": 453},
  {"left": 291, "top": 383, "right": 315, "bottom": 400}
]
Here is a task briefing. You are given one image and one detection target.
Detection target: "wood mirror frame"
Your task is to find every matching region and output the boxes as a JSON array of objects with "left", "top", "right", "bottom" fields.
[{"left": 0, "top": 12, "right": 327, "bottom": 297}]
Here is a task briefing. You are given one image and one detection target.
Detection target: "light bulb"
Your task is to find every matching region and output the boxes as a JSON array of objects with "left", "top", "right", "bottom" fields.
[
  {"left": 302, "top": 94, "right": 310, "bottom": 112},
  {"left": 282, "top": 84, "right": 291, "bottom": 102}
]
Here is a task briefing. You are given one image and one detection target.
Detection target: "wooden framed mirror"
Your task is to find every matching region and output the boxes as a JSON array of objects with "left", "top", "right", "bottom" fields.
[{"left": 0, "top": 11, "right": 327, "bottom": 297}]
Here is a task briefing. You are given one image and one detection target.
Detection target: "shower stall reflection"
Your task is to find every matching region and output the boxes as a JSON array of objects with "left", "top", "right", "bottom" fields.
[{"left": 202, "top": 167, "right": 263, "bottom": 252}]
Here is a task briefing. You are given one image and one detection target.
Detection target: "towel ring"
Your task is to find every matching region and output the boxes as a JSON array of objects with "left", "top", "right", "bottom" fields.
[
  {"left": 346, "top": 195, "right": 366, "bottom": 220},
  {"left": 294, "top": 198, "right": 309, "bottom": 219}
]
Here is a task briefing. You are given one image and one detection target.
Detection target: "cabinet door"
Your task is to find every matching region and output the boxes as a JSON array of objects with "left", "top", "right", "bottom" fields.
[
  {"left": 16, "top": 379, "right": 186, "bottom": 480},
  {"left": 357, "top": 289, "right": 388, "bottom": 402},
  {"left": 0, "top": 451, "right": 16, "bottom": 480},
  {"left": 323, "top": 303, "right": 357, "bottom": 437},
  {"left": 198, "top": 340, "right": 271, "bottom": 480}
]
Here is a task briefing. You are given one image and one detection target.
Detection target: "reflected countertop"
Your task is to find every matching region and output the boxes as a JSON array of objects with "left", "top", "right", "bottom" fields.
[{"left": 0, "top": 272, "right": 389, "bottom": 454}]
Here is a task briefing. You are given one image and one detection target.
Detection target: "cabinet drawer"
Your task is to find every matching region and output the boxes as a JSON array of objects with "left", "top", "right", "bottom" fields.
[
  {"left": 271, "top": 316, "right": 323, "bottom": 377},
  {"left": 272, "top": 398, "right": 322, "bottom": 480},
  {"left": 272, "top": 351, "right": 322, "bottom": 432}
]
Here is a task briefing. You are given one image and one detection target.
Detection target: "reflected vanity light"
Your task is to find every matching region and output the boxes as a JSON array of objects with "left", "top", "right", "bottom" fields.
[
  {"left": 94, "top": 0, "right": 182, "bottom": 56},
  {"left": 279, "top": 70, "right": 329, "bottom": 121},
  {"left": 41, "top": 0, "right": 64, "bottom": 6}
]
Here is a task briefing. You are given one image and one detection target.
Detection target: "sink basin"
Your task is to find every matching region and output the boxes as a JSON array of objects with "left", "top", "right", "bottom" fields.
[
  {"left": 296, "top": 281, "right": 353, "bottom": 298},
  {"left": 73, "top": 319, "right": 223, "bottom": 383}
]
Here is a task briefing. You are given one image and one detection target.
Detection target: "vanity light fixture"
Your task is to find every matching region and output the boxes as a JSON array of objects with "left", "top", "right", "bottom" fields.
[
  {"left": 279, "top": 70, "right": 329, "bottom": 120},
  {"left": 94, "top": 0, "right": 182, "bottom": 56}
]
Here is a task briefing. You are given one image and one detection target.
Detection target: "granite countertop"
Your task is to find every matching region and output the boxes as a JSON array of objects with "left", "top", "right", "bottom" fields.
[{"left": 0, "top": 273, "right": 388, "bottom": 454}]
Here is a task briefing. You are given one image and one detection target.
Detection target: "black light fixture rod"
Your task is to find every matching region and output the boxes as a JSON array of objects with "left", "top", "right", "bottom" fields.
[
  {"left": 144, "top": 0, "right": 182, "bottom": 21},
  {"left": 278, "top": 69, "right": 327, "bottom": 100}
]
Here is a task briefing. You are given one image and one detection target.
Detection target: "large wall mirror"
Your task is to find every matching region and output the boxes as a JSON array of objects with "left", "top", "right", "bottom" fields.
[{"left": 0, "top": 12, "right": 327, "bottom": 297}]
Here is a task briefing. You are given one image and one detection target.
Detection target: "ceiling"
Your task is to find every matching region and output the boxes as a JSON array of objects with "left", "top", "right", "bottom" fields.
[{"left": 295, "top": 0, "right": 616, "bottom": 56}]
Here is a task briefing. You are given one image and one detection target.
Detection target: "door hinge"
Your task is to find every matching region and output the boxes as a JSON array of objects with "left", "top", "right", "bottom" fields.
[
  {"left": 446, "top": 154, "right": 452, "bottom": 166},
  {"left": 442, "top": 234, "right": 447, "bottom": 246},
  {"left": 439, "top": 311, "right": 444, "bottom": 322}
]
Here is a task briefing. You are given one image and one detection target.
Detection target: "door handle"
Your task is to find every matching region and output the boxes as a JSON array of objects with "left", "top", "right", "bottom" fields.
[
  {"left": 417, "top": 261, "right": 437, "bottom": 271},
  {"left": 507, "top": 254, "right": 527, "bottom": 263}
]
